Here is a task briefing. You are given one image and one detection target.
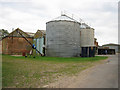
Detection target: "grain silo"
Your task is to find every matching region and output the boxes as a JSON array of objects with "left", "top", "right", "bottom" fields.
[
  {"left": 80, "top": 23, "right": 95, "bottom": 57},
  {"left": 46, "top": 14, "right": 81, "bottom": 57}
]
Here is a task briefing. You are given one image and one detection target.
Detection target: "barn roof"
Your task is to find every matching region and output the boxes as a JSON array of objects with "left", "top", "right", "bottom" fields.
[
  {"left": 34, "top": 30, "right": 46, "bottom": 39},
  {"left": 102, "top": 43, "right": 120, "bottom": 46},
  {"left": 25, "top": 32, "right": 35, "bottom": 37},
  {"left": 2, "top": 28, "right": 33, "bottom": 40}
]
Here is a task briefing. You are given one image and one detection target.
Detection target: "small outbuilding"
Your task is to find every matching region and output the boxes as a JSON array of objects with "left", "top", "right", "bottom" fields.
[
  {"left": 2, "top": 28, "right": 33, "bottom": 55},
  {"left": 33, "top": 30, "right": 46, "bottom": 55},
  {"left": 102, "top": 43, "right": 120, "bottom": 53},
  {"left": 98, "top": 48, "right": 115, "bottom": 55}
]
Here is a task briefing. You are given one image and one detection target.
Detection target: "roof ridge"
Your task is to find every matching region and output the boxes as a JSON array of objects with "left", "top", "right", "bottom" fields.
[{"left": 8, "top": 28, "right": 30, "bottom": 37}]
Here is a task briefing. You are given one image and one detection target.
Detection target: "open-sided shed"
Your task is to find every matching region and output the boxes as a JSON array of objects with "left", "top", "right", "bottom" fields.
[
  {"left": 98, "top": 48, "right": 115, "bottom": 55},
  {"left": 102, "top": 43, "right": 120, "bottom": 53}
]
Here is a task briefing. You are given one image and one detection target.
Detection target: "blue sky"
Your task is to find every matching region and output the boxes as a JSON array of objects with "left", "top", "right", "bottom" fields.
[{"left": 0, "top": 0, "right": 119, "bottom": 45}]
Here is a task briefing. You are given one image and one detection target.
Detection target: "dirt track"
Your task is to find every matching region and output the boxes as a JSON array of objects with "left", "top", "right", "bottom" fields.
[{"left": 46, "top": 54, "right": 118, "bottom": 88}]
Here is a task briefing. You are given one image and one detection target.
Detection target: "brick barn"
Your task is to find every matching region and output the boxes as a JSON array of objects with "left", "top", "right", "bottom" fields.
[{"left": 2, "top": 28, "right": 33, "bottom": 55}]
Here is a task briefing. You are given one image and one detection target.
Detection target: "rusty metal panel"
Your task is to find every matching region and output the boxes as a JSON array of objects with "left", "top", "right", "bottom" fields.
[{"left": 2, "top": 37, "right": 33, "bottom": 55}]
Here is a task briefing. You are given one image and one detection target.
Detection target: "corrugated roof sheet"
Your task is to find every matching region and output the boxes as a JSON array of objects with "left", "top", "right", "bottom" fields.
[
  {"left": 40, "top": 30, "right": 46, "bottom": 34},
  {"left": 103, "top": 43, "right": 120, "bottom": 46},
  {"left": 25, "top": 32, "right": 35, "bottom": 37},
  {"left": 8, "top": 28, "right": 31, "bottom": 38},
  {"left": 34, "top": 30, "right": 46, "bottom": 38},
  {"left": 2, "top": 28, "right": 33, "bottom": 40}
]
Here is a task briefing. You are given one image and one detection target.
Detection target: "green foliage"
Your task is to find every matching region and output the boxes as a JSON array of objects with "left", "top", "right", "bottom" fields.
[{"left": 0, "top": 29, "right": 9, "bottom": 40}]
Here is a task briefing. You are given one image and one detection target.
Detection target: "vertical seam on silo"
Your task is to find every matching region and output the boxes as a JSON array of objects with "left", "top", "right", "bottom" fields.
[
  {"left": 74, "top": 22, "right": 75, "bottom": 56},
  {"left": 58, "top": 24, "right": 59, "bottom": 56}
]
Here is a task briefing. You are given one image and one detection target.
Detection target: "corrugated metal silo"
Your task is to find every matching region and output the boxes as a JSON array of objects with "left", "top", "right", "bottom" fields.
[
  {"left": 46, "top": 14, "right": 81, "bottom": 57},
  {"left": 80, "top": 23, "right": 95, "bottom": 57},
  {"left": 80, "top": 23, "right": 94, "bottom": 47}
]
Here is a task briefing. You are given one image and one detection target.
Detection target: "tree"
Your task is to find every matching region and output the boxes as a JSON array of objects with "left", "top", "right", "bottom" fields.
[{"left": 0, "top": 29, "right": 9, "bottom": 40}]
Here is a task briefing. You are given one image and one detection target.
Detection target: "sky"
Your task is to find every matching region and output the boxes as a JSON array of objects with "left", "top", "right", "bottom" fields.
[{"left": 0, "top": 0, "right": 119, "bottom": 46}]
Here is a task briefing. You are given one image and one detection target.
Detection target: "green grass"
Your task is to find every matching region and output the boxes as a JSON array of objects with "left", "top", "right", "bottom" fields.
[{"left": 2, "top": 55, "right": 108, "bottom": 88}]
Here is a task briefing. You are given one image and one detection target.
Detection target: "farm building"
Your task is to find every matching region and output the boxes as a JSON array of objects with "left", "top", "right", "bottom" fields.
[
  {"left": 94, "top": 38, "right": 98, "bottom": 54},
  {"left": 46, "top": 14, "right": 81, "bottom": 57},
  {"left": 26, "top": 32, "right": 35, "bottom": 38},
  {"left": 33, "top": 30, "right": 46, "bottom": 55},
  {"left": 46, "top": 14, "right": 95, "bottom": 57},
  {"left": 98, "top": 46, "right": 115, "bottom": 55},
  {"left": 94, "top": 38, "right": 98, "bottom": 47},
  {"left": 102, "top": 43, "right": 120, "bottom": 53},
  {"left": 80, "top": 23, "right": 95, "bottom": 57},
  {"left": 2, "top": 28, "right": 33, "bottom": 55}
]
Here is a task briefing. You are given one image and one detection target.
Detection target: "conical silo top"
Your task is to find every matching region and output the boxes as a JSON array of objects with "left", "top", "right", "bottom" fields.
[
  {"left": 47, "top": 14, "right": 79, "bottom": 23},
  {"left": 80, "top": 23, "right": 91, "bottom": 29}
]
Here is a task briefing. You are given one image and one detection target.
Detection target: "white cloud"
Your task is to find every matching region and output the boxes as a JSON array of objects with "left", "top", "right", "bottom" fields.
[{"left": 0, "top": 0, "right": 118, "bottom": 45}]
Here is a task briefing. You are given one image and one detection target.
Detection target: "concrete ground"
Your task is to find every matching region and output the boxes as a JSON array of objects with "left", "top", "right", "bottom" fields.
[
  {"left": 72, "top": 54, "right": 118, "bottom": 88},
  {"left": 48, "top": 54, "right": 118, "bottom": 88}
]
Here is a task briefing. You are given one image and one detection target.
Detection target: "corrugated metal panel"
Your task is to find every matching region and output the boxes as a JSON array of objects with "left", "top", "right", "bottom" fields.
[
  {"left": 80, "top": 28, "right": 95, "bottom": 47},
  {"left": 2, "top": 37, "right": 33, "bottom": 55},
  {"left": 8, "top": 28, "right": 31, "bottom": 38},
  {"left": 34, "top": 30, "right": 46, "bottom": 39},
  {"left": 34, "top": 37, "right": 44, "bottom": 54},
  {"left": 46, "top": 20, "right": 81, "bottom": 57}
]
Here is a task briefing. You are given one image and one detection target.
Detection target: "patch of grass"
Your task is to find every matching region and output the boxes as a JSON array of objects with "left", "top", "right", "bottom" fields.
[
  {"left": 3, "top": 54, "right": 107, "bottom": 62},
  {"left": 2, "top": 55, "right": 108, "bottom": 88}
]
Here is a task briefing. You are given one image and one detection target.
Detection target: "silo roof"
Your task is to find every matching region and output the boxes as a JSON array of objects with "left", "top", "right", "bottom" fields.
[
  {"left": 80, "top": 23, "right": 91, "bottom": 29},
  {"left": 49, "top": 14, "right": 78, "bottom": 22}
]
